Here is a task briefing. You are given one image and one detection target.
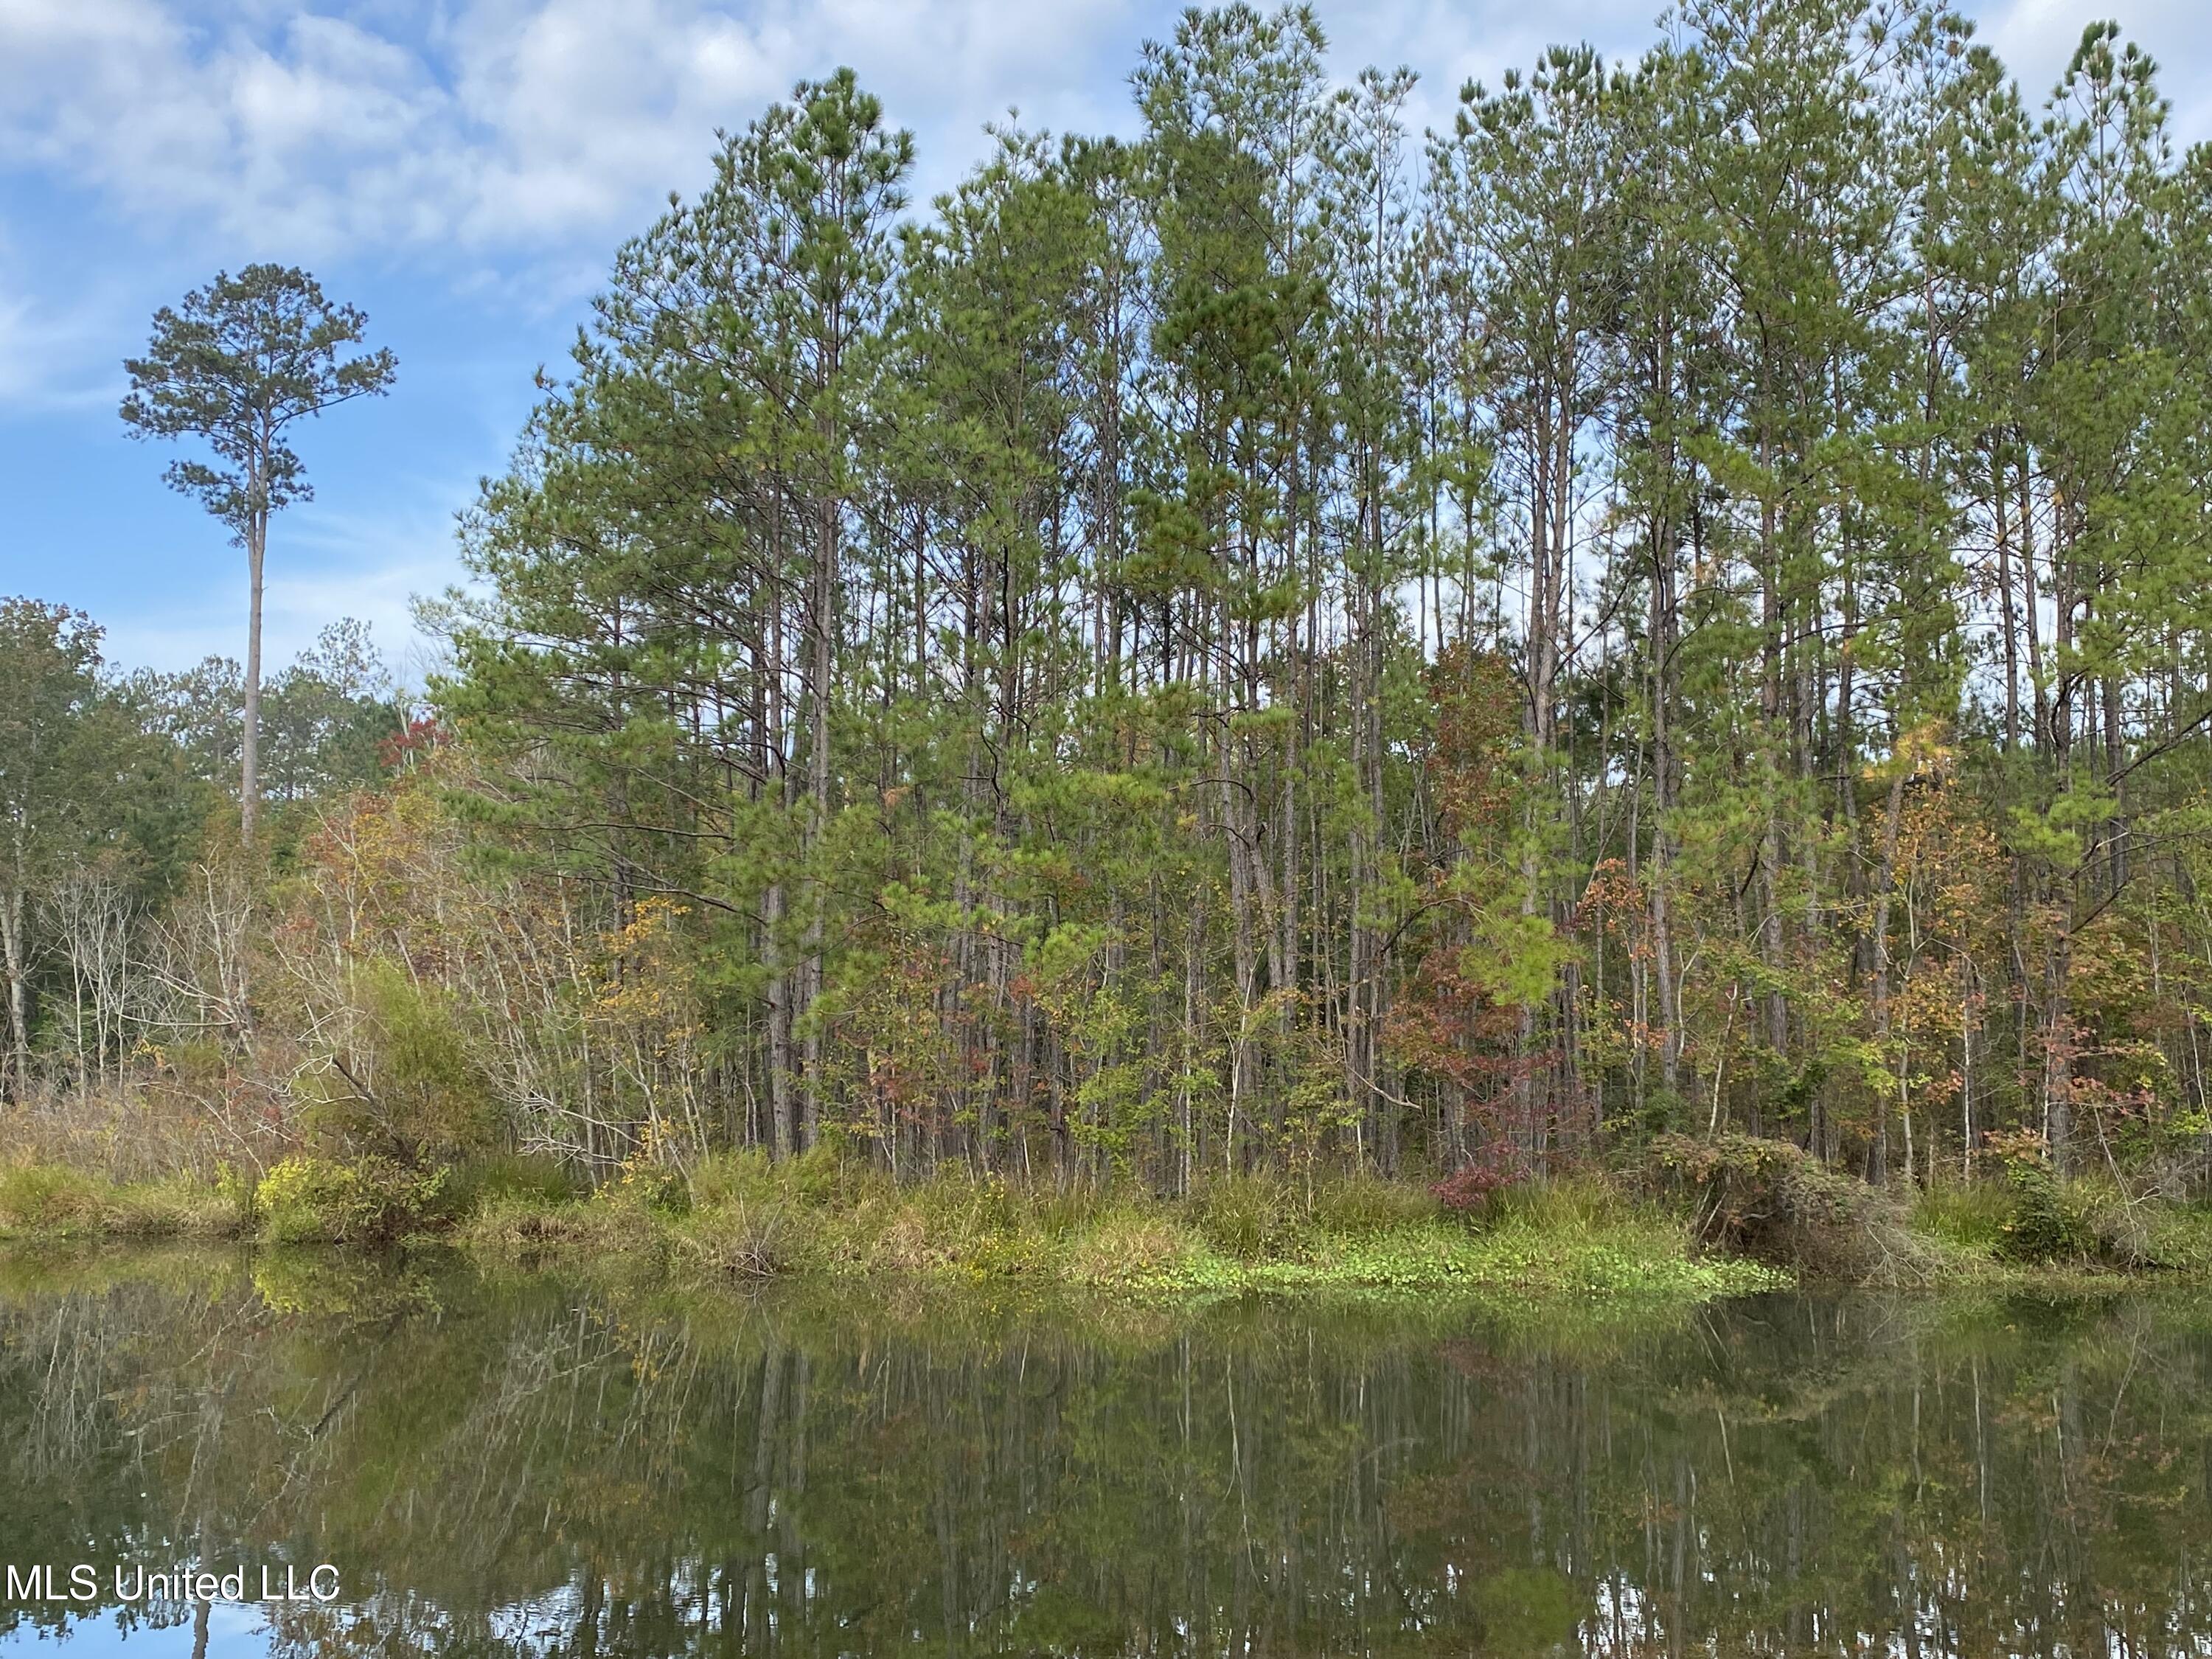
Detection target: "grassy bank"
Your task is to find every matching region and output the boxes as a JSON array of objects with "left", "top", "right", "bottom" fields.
[
  {"left": 0, "top": 1161, "right": 242, "bottom": 1241},
  {"left": 0, "top": 1153, "right": 1773, "bottom": 1301},
  {"left": 468, "top": 1161, "right": 1783, "bottom": 1301},
  {"left": 8, "top": 1145, "right": 2212, "bottom": 1301}
]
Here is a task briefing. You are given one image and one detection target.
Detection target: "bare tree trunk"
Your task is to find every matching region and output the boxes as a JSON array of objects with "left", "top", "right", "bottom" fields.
[
  {"left": 1757, "top": 466, "right": 1789, "bottom": 1060},
  {"left": 2044, "top": 928, "right": 2073, "bottom": 1174},
  {"left": 241, "top": 511, "right": 265, "bottom": 849},
  {"left": 799, "top": 495, "right": 835, "bottom": 1154},
  {"left": 765, "top": 880, "right": 794, "bottom": 1160},
  {"left": 1869, "top": 765, "right": 1908, "bottom": 1186},
  {"left": 1994, "top": 450, "right": 2021, "bottom": 754},
  {"left": 1, "top": 877, "right": 29, "bottom": 1101}
]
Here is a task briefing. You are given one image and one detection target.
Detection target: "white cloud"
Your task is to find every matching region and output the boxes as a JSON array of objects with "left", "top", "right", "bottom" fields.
[
  {"left": 0, "top": 0, "right": 1144, "bottom": 265},
  {"left": 96, "top": 507, "right": 462, "bottom": 675},
  {"left": 6, "top": 0, "right": 2204, "bottom": 271},
  {"left": 0, "top": 254, "right": 131, "bottom": 411},
  {"left": 9, "top": 0, "right": 2210, "bottom": 684},
  {"left": 1978, "top": 0, "right": 2212, "bottom": 145}
]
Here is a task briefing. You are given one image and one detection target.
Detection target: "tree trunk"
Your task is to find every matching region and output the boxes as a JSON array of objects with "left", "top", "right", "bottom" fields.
[
  {"left": 1869, "top": 765, "right": 1908, "bottom": 1187},
  {"left": 241, "top": 511, "right": 265, "bottom": 849},
  {"left": 1, "top": 878, "right": 28, "bottom": 1101}
]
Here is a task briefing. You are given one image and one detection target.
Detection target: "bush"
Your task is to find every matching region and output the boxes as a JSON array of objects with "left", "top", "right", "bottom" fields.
[
  {"left": 1655, "top": 1134, "right": 1937, "bottom": 1284},
  {"left": 299, "top": 959, "right": 497, "bottom": 1164},
  {"left": 1432, "top": 1142, "right": 1532, "bottom": 1217},
  {"left": 257, "top": 1155, "right": 447, "bottom": 1245},
  {"left": 1982, "top": 1133, "right": 2160, "bottom": 1269},
  {"left": 1996, "top": 1157, "right": 2090, "bottom": 1263}
]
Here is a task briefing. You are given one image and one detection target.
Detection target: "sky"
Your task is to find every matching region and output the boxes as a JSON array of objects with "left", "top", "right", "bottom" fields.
[{"left": 2, "top": 0, "right": 2208, "bottom": 682}]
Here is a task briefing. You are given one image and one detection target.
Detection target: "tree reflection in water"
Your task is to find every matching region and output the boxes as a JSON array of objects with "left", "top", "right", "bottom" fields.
[{"left": 0, "top": 1255, "right": 2206, "bottom": 1657}]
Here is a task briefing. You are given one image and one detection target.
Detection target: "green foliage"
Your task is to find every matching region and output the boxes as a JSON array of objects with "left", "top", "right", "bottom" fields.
[
  {"left": 21, "top": 0, "right": 2212, "bottom": 1273},
  {"left": 256, "top": 1155, "right": 449, "bottom": 1245},
  {"left": 300, "top": 959, "right": 496, "bottom": 1162},
  {"left": 451, "top": 1159, "right": 1770, "bottom": 1300},
  {"left": 216, "top": 1162, "right": 258, "bottom": 1232},
  {"left": 1190, "top": 1175, "right": 1302, "bottom": 1261},
  {"left": 445, "top": 1153, "right": 579, "bottom": 1216},
  {"left": 1912, "top": 1181, "right": 2013, "bottom": 1254},
  {"left": 120, "top": 265, "right": 397, "bottom": 538},
  {"left": 1304, "top": 1172, "right": 1443, "bottom": 1235},
  {"left": 0, "top": 1164, "right": 237, "bottom": 1240},
  {"left": 1657, "top": 1135, "right": 1939, "bottom": 1284},
  {"left": 0, "top": 1164, "right": 105, "bottom": 1233},
  {"left": 1472, "top": 1567, "right": 1582, "bottom": 1657},
  {"left": 1997, "top": 1157, "right": 2093, "bottom": 1264},
  {"left": 678, "top": 1198, "right": 793, "bottom": 1279}
]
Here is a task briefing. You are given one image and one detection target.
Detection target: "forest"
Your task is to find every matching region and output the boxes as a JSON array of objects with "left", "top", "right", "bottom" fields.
[{"left": 7, "top": 0, "right": 2212, "bottom": 1259}]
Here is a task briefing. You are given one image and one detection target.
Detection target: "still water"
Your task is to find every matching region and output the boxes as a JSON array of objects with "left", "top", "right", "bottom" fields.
[{"left": 0, "top": 1251, "right": 2206, "bottom": 1657}]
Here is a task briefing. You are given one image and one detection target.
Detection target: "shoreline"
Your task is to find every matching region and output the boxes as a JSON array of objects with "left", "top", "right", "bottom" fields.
[{"left": 5, "top": 1154, "right": 2208, "bottom": 1302}]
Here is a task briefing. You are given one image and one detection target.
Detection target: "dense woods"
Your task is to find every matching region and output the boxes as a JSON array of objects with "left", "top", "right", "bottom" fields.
[{"left": 10, "top": 0, "right": 2212, "bottom": 1208}]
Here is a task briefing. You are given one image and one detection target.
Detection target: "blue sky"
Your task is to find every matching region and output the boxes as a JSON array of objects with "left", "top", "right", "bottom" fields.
[{"left": 3, "top": 0, "right": 2208, "bottom": 681}]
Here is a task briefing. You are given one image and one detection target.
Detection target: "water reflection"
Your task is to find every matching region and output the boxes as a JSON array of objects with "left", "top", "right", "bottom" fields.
[{"left": 0, "top": 1253, "right": 2206, "bottom": 1656}]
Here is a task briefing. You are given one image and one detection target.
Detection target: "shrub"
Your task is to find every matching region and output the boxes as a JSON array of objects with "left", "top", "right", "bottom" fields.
[
  {"left": 257, "top": 1155, "right": 447, "bottom": 1245},
  {"left": 1655, "top": 1133, "right": 1936, "bottom": 1284},
  {"left": 1996, "top": 1156, "right": 2089, "bottom": 1263},
  {"left": 1980, "top": 1132, "right": 2160, "bottom": 1268},
  {"left": 1433, "top": 1142, "right": 1531, "bottom": 1217},
  {"left": 299, "top": 959, "right": 497, "bottom": 1164}
]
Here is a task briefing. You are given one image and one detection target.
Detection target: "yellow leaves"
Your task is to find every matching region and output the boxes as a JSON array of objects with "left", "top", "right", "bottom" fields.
[
  {"left": 588, "top": 898, "right": 703, "bottom": 1055},
  {"left": 1862, "top": 718, "right": 1955, "bottom": 789}
]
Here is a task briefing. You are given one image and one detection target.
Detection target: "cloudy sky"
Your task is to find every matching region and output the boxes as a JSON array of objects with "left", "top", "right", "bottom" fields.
[{"left": 3, "top": 0, "right": 2208, "bottom": 678}]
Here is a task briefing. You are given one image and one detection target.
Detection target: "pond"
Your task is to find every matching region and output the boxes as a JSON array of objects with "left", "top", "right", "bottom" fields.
[{"left": 0, "top": 1252, "right": 2205, "bottom": 1656}]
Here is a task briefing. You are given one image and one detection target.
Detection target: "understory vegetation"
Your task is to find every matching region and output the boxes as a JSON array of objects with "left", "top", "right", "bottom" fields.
[
  {"left": 9, "top": 1150, "right": 2211, "bottom": 1300},
  {"left": 9, "top": 0, "right": 2212, "bottom": 1295}
]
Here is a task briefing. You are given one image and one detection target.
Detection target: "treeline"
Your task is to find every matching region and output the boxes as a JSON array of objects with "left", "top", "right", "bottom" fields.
[
  {"left": 14, "top": 0, "right": 2212, "bottom": 1197},
  {"left": 0, "top": 607, "right": 404, "bottom": 1112}
]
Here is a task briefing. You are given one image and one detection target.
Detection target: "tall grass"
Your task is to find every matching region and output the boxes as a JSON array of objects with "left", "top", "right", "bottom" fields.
[
  {"left": 0, "top": 1159, "right": 240, "bottom": 1239},
  {"left": 446, "top": 1157, "right": 1772, "bottom": 1300}
]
